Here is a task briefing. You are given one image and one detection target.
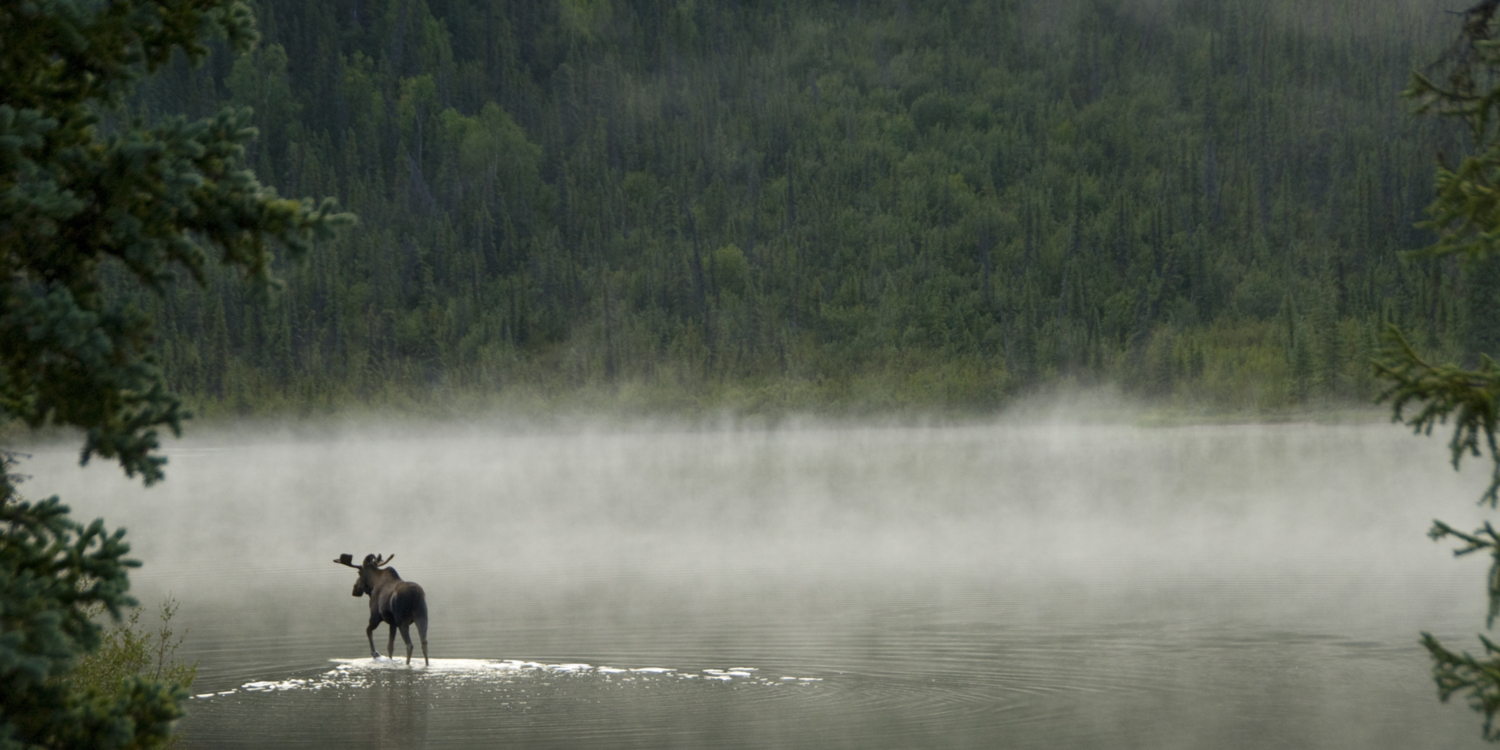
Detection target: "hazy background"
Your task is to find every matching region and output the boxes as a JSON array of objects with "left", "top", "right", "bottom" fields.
[{"left": 12, "top": 413, "right": 1498, "bottom": 748}]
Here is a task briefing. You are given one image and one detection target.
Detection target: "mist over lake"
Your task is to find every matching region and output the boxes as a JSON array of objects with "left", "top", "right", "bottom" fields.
[{"left": 14, "top": 417, "right": 1497, "bottom": 748}]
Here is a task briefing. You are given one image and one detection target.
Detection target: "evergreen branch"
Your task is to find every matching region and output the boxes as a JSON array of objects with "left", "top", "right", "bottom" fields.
[
  {"left": 1431, "top": 520, "right": 1500, "bottom": 627},
  {"left": 1399, "top": 9, "right": 1500, "bottom": 739},
  {"left": 1424, "top": 631, "right": 1500, "bottom": 740},
  {"left": 1430, "top": 519, "right": 1500, "bottom": 557},
  {"left": 1375, "top": 324, "right": 1500, "bottom": 506},
  {"left": 0, "top": 2, "right": 335, "bottom": 746}
]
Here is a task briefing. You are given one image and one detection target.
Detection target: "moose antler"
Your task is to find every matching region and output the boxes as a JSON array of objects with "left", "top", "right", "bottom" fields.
[{"left": 343, "top": 552, "right": 396, "bottom": 569}]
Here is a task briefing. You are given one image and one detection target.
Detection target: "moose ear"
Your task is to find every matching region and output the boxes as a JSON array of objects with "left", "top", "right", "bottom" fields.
[{"left": 335, "top": 553, "right": 354, "bottom": 567}]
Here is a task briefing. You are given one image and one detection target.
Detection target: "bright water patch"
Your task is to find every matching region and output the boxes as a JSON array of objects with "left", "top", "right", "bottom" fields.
[
  {"left": 197, "top": 657, "right": 822, "bottom": 697},
  {"left": 181, "top": 655, "right": 837, "bottom": 749}
]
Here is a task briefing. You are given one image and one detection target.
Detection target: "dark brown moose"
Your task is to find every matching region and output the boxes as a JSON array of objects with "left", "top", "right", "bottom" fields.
[{"left": 334, "top": 553, "right": 430, "bottom": 666}]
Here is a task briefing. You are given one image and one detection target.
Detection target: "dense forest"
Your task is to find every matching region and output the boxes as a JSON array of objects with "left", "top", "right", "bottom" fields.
[{"left": 114, "top": 0, "right": 1470, "bottom": 414}]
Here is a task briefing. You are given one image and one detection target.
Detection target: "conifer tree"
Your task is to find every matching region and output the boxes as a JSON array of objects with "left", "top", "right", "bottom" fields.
[
  {"left": 1378, "top": 0, "right": 1500, "bottom": 740},
  {"left": 0, "top": 1, "right": 349, "bottom": 747}
]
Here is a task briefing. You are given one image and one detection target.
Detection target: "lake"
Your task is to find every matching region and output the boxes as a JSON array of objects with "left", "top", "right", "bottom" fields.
[{"left": 15, "top": 416, "right": 1499, "bottom": 748}]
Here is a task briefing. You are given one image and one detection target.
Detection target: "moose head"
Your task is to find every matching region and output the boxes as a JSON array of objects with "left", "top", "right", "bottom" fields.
[
  {"left": 334, "top": 552, "right": 429, "bottom": 666},
  {"left": 336, "top": 553, "right": 395, "bottom": 597}
]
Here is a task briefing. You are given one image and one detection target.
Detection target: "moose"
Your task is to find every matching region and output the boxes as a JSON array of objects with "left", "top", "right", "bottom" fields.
[{"left": 334, "top": 553, "right": 429, "bottom": 666}]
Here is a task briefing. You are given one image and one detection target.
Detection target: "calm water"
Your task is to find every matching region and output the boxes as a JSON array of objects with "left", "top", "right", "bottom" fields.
[{"left": 16, "top": 418, "right": 1499, "bottom": 748}]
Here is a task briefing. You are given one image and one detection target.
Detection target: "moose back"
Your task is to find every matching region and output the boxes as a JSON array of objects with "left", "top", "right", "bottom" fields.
[{"left": 334, "top": 553, "right": 429, "bottom": 666}]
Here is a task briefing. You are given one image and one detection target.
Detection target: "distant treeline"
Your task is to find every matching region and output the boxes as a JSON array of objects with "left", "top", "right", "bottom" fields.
[{"left": 116, "top": 0, "right": 1471, "bottom": 414}]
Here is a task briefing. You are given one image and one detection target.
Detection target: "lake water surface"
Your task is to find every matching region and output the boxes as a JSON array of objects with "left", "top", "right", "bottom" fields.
[{"left": 15, "top": 417, "right": 1500, "bottom": 748}]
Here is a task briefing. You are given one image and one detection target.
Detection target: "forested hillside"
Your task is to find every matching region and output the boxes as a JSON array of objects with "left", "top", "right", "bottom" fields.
[{"left": 117, "top": 0, "right": 1466, "bottom": 414}]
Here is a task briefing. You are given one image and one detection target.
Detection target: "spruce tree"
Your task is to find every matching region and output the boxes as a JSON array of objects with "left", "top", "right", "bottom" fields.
[
  {"left": 1379, "top": 0, "right": 1500, "bottom": 740},
  {"left": 0, "top": 1, "right": 349, "bottom": 747}
]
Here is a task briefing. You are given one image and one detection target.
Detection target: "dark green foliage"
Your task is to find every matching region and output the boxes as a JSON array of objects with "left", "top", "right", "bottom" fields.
[
  {"left": 113, "top": 0, "right": 1465, "bottom": 414},
  {"left": 0, "top": 458, "right": 178, "bottom": 750},
  {"left": 1376, "top": 0, "right": 1500, "bottom": 740},
  {"left": 70, "top": 597, "right": 197, "bottom": 710},
  {"left": 1464, "top": 254, "right": 1500, "bottom": 362},
  {"left": 1422, "top": 630, "right": 1500, "bottom": 740},
  {"left": 1, "top": 1, "right": 348, "bottom": 747},
  {"left": 0, "top": 0, "right": 350, "bottom": 483},
  {"left": 1377, "top": 326, "right": 1500, "bottom": 506},
  {"left": 1408, "top": 0, "right": 1500, "bottom": 265}
]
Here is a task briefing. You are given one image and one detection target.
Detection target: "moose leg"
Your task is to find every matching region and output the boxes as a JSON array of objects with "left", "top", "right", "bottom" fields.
[
  {"left": 416, "top": 601, "right": 430, "bottom": 666},
  {"left": 386, "top": 623, "right": 397, "bottom": 660},
  {"left": 365, "top": 614, "right": 382, "bottom": 660},
  {"left": 399, "top": 623, "right": 415, "bottom": 665}
]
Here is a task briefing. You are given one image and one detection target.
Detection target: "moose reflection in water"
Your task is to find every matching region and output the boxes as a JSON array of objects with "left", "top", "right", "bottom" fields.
[{"left": 334, "top": 553, "right": 430, "bottom": 666}]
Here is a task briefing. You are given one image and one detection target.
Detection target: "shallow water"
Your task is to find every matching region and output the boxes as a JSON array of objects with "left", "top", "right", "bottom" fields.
[{"left": 15, "top": 419, "right": 1500, "bottom": 748}]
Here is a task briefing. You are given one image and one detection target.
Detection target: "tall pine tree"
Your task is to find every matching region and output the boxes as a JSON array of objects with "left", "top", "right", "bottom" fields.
[{"left": 0, "top": 1, "right": 349, "bottom": 746}]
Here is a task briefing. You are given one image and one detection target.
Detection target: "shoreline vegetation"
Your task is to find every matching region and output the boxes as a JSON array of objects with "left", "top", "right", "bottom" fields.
[
  {"left": 0, "top": 387, "right": 1391, "bottom": 458},
  {"left": 69, "top": 598, "right": 197, "bottom": 717},
  {"left": 166, "top": 364, "right": 1396, "bottom": 423}
]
